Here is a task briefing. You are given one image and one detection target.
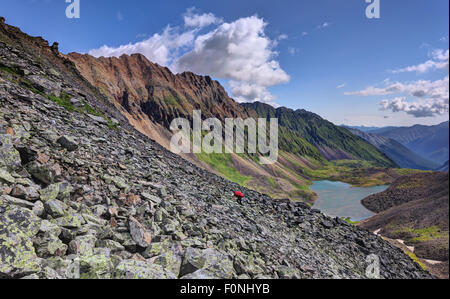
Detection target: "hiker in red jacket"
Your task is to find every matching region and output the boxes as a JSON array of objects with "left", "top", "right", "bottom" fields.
[{"left": 234, "top": 191, "right": 245, "bottom": 205}]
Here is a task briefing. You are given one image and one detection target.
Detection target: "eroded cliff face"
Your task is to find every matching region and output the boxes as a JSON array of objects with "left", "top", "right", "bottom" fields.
[
  {"left": 67, "top": 53, "right": 255, "bottom": 127},
  {"left": 0, "top": 18, "right": 433, "bottom": 279}
]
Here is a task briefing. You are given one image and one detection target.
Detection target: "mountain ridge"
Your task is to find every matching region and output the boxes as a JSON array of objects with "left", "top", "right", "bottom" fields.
[
  {"left": 347, "top": 128, "right": 439, "bottom": 170},
  {"left": 368, "top": 122, "right": 449, "bottom": 166}
]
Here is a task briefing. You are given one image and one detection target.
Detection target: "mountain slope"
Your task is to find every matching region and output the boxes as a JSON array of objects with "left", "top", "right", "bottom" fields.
[
  {"left": 0, "top": 17, "right": 431, "bottom": 279},
  {"left": 359, "top": 172, "right": 449, "bottom": 274},
  {"left": 348, "top": 128, "right": 439, "bottom": 170},
  {"left": 369, "top": 122, "right": 449, "bottom": 165},
  {"left": 436, "top": 160, "right": 449, "bottom": 172},
  {"left": 242, "top": 102, "right": 396, "bottom": 168}
]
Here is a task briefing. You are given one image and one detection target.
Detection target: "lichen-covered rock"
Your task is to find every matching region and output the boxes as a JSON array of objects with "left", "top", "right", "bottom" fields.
[
  {"left": 142, "top": 240, "right": 171, "bottom": 258},
  {"left": 0, "top": 167, "right": 15, "bottom": 184},
  {"left": 180, "top": 248, "right": 234, "bottom": 279},
  {"left": 0, "top": 134, "right": 22, "bottom": 170},
  {"left": 26, "top": 161, "right": 58, "bottom": 186},
  {"left": 114, "top": 260, "right": 177, "bottom": 279},
  {"left": 52, "top": 211, "right": 85, "bottom": 228},
  {"left": 68, "top": 235, "right": 97, "bottom": 256},
  {"left": 0, "top": 206, "right": 42, "bottom": 278},
  {"left": 95, "top": 239, "right": 125, "bottom": 253},
  {"left": 78, "top": 254, "right": 114, "bottom": 279},
  {"left": 152, "top": 250, "right": 182, "bottom": 277},
  {"left": 44, "top": 200, "right": 66, "bottom": 218}
]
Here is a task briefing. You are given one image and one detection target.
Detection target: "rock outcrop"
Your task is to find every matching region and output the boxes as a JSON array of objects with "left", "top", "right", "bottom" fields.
[{"left": 0, "top": 18, "right": 432, "bottom": 279}]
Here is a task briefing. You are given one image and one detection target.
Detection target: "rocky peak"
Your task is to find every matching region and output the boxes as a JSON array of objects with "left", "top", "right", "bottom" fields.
[{"left": 67, "top": 52, "right": 253, "bottom": 129}]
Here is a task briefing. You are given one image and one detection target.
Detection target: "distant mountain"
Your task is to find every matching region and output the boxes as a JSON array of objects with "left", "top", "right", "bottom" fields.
[
  {"left": 346, "top": 125, "right": 383, "bottom": 132},
  {"left": 436, "top": 160, "right": 449, "bottom": 172},
  {"left": 368, "top": 122, "right": 449, "bottom": 166},
  {"left": 348, "top": 128, "right": 439, "bottom": 170},
  {"left": 242, "top": 102, "right": 396, "bottom": 168}
]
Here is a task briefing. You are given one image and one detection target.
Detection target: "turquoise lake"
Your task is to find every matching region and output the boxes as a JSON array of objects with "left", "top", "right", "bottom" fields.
[{"left": 310, "top": 180, "right": 389, "bottom": 221}]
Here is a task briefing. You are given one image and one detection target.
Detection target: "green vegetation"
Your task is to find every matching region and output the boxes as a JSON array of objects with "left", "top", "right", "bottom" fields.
[
  {"left": 341, "top": 217, "right": 359, "bottom": 225},
  {"left": 393, "top": 168, "right": 429, "bottom": 176},
  {"left": 48, "top": 92, "right": 75, "bottom": 112},
  {"left": 0, "top": 64, "right": 20, "bottom": 76},
  {"left": 196, "top": 152, "right": 252, "bottom": 186},
  {"left": 406, "top": 251, "right": 427, "bottom": 271},
  {"left": 395, "top": 226, "right": 449, "bottom": 244}
]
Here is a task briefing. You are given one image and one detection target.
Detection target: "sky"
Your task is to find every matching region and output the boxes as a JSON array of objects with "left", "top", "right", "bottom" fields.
[{"left": 1, "top": 0, "right": 449, "bottom": 127}]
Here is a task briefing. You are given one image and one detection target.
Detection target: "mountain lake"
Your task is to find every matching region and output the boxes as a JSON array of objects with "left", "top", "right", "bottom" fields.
[{"left": 310, "top": 180, "right": 389, "bottom": 222}]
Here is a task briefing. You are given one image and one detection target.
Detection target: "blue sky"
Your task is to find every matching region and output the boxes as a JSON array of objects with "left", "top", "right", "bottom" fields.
[{"left": 1, "top": 0, "right": 449, "bottom": 126}]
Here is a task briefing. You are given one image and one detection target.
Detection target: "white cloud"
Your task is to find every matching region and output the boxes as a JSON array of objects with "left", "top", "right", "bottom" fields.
[
  {"left": 88, "top": 11, "right": 289, "bottom": 105},
  {"left": 301, "top": 32, "right": 308, "bottom": 36},
  {"left": 390, "top": 49, "right": 449, "bottom": 74},
  {"left": 183, "top": 7, "right": 223, "bottom": 28},
  {"left": 172, "top": 16, "right": 290, "bottom": 104},
  {"left": 288, "top": 47, "right": 299, "bottom": 56},
  {"left": 278, "top": 34, "right": 288, "bottom": 41},
  {"left": 317, "top": 22, "right": 330, "bottom": 29},
  {"left": 345, "top": 76, "right": 449, "bottom": 99},
  {"left": 88, "top": 26, "right": 196, "bottom": 66},
  {"left": 380, "top": 96, "right": 449, "bottom": 118},
  {"left": 336, "top": 83, "right": 346, "bottom": 89},
  {"left": 347, "top": 76, "right": 449, "bottom": 118}
]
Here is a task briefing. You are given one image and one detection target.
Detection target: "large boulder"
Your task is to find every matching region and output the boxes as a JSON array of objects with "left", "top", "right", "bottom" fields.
[
  {"left": 180, "top": 248, "right": 234, "bottom": 279},
  {"left": 0, "top": 206, "right": 42, "bottom": 278}
]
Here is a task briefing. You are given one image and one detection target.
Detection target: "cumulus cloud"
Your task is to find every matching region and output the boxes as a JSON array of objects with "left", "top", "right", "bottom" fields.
[
  {"left": 390, "top": 49, "right": 449, "bottom": 74},
  {"left": 183, "top": 7, "right": 223, "bottom": 28},
  {"left": 88, "top": 11, "right": 289, "bottom": 105},
  {"left": 380, "top": 96, "right": 449, "bottom": 118},
  {"left": 347, "top": 76, "right": 449, "bottom": 118},
  {"left": 88, "top": 26, "right": 195, "bottom": 66},
  {"left": 172, "top": 16, "right": 290, "bottom": 104},
  {"left": 345, "top": 76, "right": 449, "bottom": 99}
]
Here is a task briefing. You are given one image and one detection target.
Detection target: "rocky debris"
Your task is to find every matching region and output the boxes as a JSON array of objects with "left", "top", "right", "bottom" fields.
[
  {"left": 57, "top": 136, "right": 78, "bottom": 152},
  {"left": 0, "top": 23, "right": 434, "bottom": 280}
]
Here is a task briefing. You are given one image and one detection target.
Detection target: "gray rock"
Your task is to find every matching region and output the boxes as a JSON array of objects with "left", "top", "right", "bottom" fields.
[
  {"left": 57, "top": 136, "right": 78, "bottom": 152},
  {"left": 128, "top": 217, "right": 151, "bottom": 248}
]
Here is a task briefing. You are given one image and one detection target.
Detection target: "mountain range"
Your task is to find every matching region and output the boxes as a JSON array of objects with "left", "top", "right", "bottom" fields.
[
  {"left": 367, "top": 122, "right": 449, "bottom": 167},
  {"left": 347, "top": 128, "right": 439, "bottom": 170}
]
